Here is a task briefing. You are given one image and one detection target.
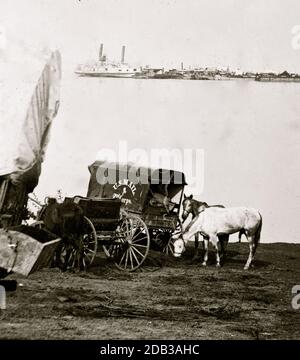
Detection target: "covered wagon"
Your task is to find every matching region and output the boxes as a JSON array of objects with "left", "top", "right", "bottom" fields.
[
  {"left": 36, "top": 161, "right": 187, "bottom": 272},
  {"left": 0, "top": 42, "right": 61, "bottom": 278}
]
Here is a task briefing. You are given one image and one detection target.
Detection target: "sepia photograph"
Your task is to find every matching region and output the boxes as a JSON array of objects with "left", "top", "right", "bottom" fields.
[{"left": 0, "top": 0, "right": 300, "bottom": 347}]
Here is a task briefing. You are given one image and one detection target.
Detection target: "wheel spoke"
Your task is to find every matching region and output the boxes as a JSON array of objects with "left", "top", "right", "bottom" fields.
[
  {"left": 129, "top": 248, "right": 134, "bottom": 269},
  {"left": 131, "top": 229, "right": 139, "bottom": 239},
  {"left": 81, "top": 216, "right": 97, "bottom": 267},
  {"left": 165, "top": 243, "right": 174, "bottom": 255},
  {"left": 125, "top": 219, "right": 131, "bottom": 238},
  {"left": 85, "top": 248, "right": 95, "bottom": 254},
  {"left": 168, "top": 243, "right": 175, "bottom": 254},
  {"left": 108, "top": 245, "right": 115, "bottom": 257},
  {"left": 118, "top": 248, "right": 127, "bottom": 265},
  {"left": 119, "top": 250, "right": 128, "bottom": 269},
  {"left": 112, "top": 245, "right": 119, "bottom": 257},
  {"left": 109, "top": 213, "right": 150, "bottom": 271},
  {"left": 131, "top": 235, "right": 149, "bottom": 244},
  {"left": 69, "top": 250, "right": 76, "bottom": 268},
  {"left": 84, "top": 250, "right": 93, "bottom": 260},
  {"left": 130, "top": 247, "right": 140, "bottom": 265},
  {"left": 131, "top": 229, "right": 143, "bottom": 240},
  {"left": 131, "top": 245, "right": 146, "bottom": 258},
  {"left": 133, "top": 243, "right": 148, "bottom": 249},
  {"left": 123, "top": 249, "right": 129, "bottom": 269}
]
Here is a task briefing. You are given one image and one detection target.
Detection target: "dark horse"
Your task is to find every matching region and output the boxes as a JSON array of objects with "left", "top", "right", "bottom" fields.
[
  {"left": 38, "top": 198, "right": 86, "bottom": 270},
  {"left": 181, "top": 195, "right": 244, "bottom": 261}
]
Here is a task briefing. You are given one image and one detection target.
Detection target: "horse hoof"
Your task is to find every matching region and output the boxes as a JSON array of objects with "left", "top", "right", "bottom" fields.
[
  {"left": 201, "top": 262, "right": 207, "bottom": 267},
  {"left": 244, "top": 266, "right": 249, "bottom": 270},
  {"left": 216, "top": 264, "right": 221, "bottom": 268}
]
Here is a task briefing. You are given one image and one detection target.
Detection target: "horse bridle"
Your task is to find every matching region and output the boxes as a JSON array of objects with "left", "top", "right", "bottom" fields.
[
  {"left": 182, "top": 208, "right": 190, "bottom": 221},
  {"left": 182, "top": 203, "right": 199, "bottom": 221}
]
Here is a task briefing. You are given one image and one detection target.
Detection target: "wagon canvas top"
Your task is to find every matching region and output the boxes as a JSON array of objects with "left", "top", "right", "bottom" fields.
[
  {"left": 0, "top": 40, "right": 61, "bottom": 192},
  {"left": 87, "top": 161, "right": 187, "bottom": 212}
]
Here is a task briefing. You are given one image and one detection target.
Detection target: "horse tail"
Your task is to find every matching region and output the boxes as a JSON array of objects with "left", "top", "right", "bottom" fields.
[{"left": 254, "top": 212, "right": 262, "bottom": 246}]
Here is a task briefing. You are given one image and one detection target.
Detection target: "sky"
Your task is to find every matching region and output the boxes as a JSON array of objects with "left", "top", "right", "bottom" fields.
[
  {"left": 1, "top": 0, "right": 300, "bottom": 72},
  {"left": 1, "top": 1, "right": 300, "bottom": 243}
]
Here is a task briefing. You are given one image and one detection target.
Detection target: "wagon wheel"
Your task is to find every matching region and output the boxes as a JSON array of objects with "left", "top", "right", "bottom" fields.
[
  {"left": 59, "top": 216, "right": 98, "bottom": 270},
  {"left": 103, "top": 212, "right": 150, "bottom": 271},
  {"left": 81, "top": 216, "right": 98, "bottom": 267},
  {"left": 158, "top": 217, "right": 183, "bottom": 256}
]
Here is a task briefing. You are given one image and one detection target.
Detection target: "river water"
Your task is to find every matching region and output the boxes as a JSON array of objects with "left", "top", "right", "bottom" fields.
[{"left": 36, "top": 76, "right": 300, "bottom": 243}]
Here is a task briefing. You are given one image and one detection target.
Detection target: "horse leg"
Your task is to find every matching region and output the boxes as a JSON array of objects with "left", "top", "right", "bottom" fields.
[
  {"left": 224, "top": 234, "right": 229, "bottom": 254},
  {"left": 53, "top": 241, "right": 63, "bottom": 268},
  {"left": 202, "top": 237, "right": 209, "bottom": 267},
  {"left": 219, "top": 234, "right": 229, "bottom": 259},
  {"left": 211, "top": 235, "right": 221, "bottom": 268},
  {"left": 252, "top": 222, "right": 261, "bottom": 261},
  {"left": 252, "top": 240, "right": 259, "bottom": 258},
  {"left": 247, "top": 236, "right": 259, "bottom": 269},
  {"left": 192, "top": 233, "right": 200, "bottom": 261},
  {"left": 238, "top": 229, "right": 244, "bottom": 243},
  {"left": 78, "top": 236, "right": 86, "bottom": 271},
  {"left": 63, "top": 246, "right": 72, "bottom": 272},
  {"left": 244, "top": 234, "right": 255, "bottom": 270}
]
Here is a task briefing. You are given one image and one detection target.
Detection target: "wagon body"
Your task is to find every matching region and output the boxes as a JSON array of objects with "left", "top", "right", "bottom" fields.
[
  {"left": 87, "top": 161, "right": 186, "bottom": 230},
  {"left": 28, "top": 161, "right": 186, "bottom": 273},
  {"left": 45, "top": 194, "right": 150, "bottom": 272},
  {"left": 82, "top": 161, "right": 187, "bottom": 267},
  {"left": 72, "top": 196, "right": 122, "bottom": 232}
]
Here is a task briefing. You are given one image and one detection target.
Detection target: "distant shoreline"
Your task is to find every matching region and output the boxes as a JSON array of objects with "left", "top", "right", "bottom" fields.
[{"left": 75, "top": 69, "right": 300, "bottom": 82}]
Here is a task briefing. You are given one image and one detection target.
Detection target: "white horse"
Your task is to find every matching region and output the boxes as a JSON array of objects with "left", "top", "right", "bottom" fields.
[{"left": 174, "top": 207, "right": 262, "bottom": 270}]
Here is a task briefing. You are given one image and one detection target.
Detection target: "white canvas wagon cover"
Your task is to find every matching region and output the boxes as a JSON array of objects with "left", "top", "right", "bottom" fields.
[{"left": 0, "top": 42, "right": 61, "bottom": 191}]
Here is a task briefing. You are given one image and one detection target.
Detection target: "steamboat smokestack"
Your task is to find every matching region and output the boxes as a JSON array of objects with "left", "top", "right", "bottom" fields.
[
  {"left": 121, "top": 45, "right": 125, "bottom": 64},
  {"left": 99, "top": 44, "right": 103, "bottom": 61}
]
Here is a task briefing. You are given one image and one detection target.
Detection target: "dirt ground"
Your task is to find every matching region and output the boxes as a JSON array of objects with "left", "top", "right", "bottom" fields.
[{"left": 0, "top": 242, "right": 300, "bottom": 340}]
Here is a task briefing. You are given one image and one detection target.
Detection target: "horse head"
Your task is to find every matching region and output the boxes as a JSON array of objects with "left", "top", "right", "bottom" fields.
[
  {"left": 182, "top": 194, "right": 194, "bottom": 221},
  {"left": 182, "top": 194, "right": 209, "bottom": 221},
  {"left": 173, "top": 237, "right": 186, "bottom": 257}
]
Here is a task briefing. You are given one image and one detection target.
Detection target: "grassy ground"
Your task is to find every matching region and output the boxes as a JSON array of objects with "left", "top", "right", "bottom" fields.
[{"left": 0, "top": 242, "right": 300, "bottom": 339}]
